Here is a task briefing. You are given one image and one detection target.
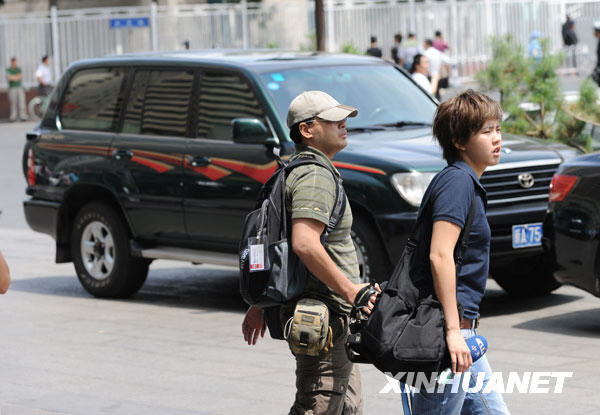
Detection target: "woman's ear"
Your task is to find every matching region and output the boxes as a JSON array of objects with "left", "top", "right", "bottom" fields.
[{"left": 453, "top": 139, "right": 466, "bottom": 152}]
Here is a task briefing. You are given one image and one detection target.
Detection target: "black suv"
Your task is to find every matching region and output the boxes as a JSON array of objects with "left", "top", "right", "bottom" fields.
[{"left": 22, "top": 50, "right": 578, "bottom": 298}]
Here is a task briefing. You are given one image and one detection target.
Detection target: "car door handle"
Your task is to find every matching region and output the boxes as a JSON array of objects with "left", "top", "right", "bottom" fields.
[
  {"left": 188, "top": 156, "right": 211, "bottom": 167},
  {"left": 112, "top": 149, "right": 133, "bottom": 161}
]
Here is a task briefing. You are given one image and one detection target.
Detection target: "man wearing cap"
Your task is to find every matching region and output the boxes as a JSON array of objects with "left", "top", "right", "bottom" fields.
[{"left": 242, "top": 91, "right": 379, "bottom": 415}]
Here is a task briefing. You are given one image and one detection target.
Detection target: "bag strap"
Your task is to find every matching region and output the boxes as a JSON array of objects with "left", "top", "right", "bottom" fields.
[
  {"left": 455, "top": 197, "right": 477, "bottom": 267},
  {"left": 407, "top": 167, "right": 453, "bottom": 242},
  {"left": 406, "top": 166, "right": 477, "bottom": 264},
  {"left": 413, "top": 169, "right": 478, "bottom": 301},
  {"left": 282, "top": 156, "right": 347, "bottom": 240},
  {"left": 385, "top": 167, "right": 479, "bottom": 308}
]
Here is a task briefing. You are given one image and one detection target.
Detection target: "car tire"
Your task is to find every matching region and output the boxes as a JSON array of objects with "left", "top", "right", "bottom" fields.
[
  {"left": 492, "top": 256, "right": 561, "bottom": 296},
  {"left": 351, "top": 215, "right": 391, "bottom": 284},
  {"left": 71, "top": 202, "right": 149, "bottom": 298},
  {"left": 28, "top": 96, "right": 45, "bottom": 121}
]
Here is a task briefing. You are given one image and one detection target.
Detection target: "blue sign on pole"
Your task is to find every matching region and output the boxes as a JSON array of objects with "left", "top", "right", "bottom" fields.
[{"left": 109, "top": 18, "right": 149, "bottom": 29}]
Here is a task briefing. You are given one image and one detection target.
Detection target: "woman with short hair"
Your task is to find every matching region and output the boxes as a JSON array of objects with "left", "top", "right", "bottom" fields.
[{"left": 410, "top": 90, "right": 510, "bottom": 414}]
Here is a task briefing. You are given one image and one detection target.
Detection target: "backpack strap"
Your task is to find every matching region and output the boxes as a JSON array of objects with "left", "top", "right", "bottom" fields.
[
  {"left": 283, "top": 157, "right": 347, "bottom": 241},
  {"left": 325, "top": 175, "right": 346, "bottom": 239}
]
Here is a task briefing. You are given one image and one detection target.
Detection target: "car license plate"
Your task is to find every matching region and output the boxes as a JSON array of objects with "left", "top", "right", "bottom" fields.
[{"left": 512, "top": 223, "right": 543, "bottom": 249}]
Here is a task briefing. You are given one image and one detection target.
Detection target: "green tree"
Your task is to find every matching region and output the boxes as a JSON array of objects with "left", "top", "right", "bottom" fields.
[
  {"left": 477, "top": 35, "right": 564, "bottom": 140},
  {"left": 553, "top": 78, "right": 599, "bottom": 152},
  {"left": 553, "top": 110, "right": 589, "bottom": 152},
  {"left": 299, "top": 33, "right": 317, "bottom": 52},
  {"left": 476, "top": 35, "right": 528, "bottom": 107},
  {"left": 575, "top": 77, "right": 600, "bottom": 121},
  {"left": 340, "top": 43, "right": 360, "bottom": 54},
  {"left": 520, "top": 38, "right": 563, "bottom": 138}
]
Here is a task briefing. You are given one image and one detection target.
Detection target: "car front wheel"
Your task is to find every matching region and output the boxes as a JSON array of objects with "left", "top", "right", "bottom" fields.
[
  {"left": 492, "top": 256, "right": 560, "bottom": 296},
  {"left": 351, "top": 215, "right": 391, "bottom": 284},
  {"left": 71, "top": 202, "right": 149, "bottom": 298}
]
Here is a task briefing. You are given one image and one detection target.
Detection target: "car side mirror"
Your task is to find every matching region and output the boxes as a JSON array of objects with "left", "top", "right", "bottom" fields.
[{"left": 232, "top": 118, "right": 277, "bottom": 146}]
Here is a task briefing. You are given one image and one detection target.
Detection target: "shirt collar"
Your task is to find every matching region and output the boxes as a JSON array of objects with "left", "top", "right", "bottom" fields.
[
  {"left": 450, "top": 160, "right": 487, "bottom": 197},
  {"left": 293, "top": 144, "right": 340, "bottom": 178}
]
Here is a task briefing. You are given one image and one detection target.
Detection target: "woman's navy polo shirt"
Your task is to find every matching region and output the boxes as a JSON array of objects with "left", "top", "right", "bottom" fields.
[{"left": 409, "top": 161, "right": 490, "bottom": 319}]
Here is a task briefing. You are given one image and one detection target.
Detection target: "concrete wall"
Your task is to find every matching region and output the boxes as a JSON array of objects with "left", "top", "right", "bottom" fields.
[
  {"left": 0, "top": 88, "right": 39, "bottom": 120},
  {"left": 261, "top": 0, "right": 310, "bottom": 50}
]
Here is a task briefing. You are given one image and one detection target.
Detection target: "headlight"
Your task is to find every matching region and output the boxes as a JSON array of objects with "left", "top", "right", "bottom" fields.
[{"left": 391, "top": 172, "right": 436, "bottom": 207}]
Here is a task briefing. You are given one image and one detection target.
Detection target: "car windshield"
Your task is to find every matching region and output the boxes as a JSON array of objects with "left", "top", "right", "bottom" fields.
[{"left": 259, "top": 64, "right": 437, "bottom": 130}]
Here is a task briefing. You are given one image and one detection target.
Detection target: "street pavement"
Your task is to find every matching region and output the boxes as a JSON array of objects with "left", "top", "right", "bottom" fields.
[{"left": 1, "top": 121, "right": 600, "bottom": 414}]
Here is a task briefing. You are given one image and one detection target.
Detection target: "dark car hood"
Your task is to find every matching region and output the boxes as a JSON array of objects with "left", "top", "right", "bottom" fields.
[{"left": 337, "top": 128, "right": 577, "bottom": 173}]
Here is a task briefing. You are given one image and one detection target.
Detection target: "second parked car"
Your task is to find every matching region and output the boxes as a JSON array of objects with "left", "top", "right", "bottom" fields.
[
  {"left": 544, "top": 152, "right": 600, "bottom": 297},
  {"left": 22, "top": 50, "right": 577, "bottom": 298}
]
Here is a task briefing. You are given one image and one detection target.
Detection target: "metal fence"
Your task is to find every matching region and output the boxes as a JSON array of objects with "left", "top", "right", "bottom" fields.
[
  {"left": 330, "top": 0, "right": 600, "bottom": 77},
  {"left": 2, "top": 0, "right": 600, "bottom": 89}
]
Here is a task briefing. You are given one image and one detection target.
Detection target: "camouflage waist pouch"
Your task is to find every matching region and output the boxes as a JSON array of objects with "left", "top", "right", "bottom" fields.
[{"left": 284, "top": 298, "right": 333, "bottom": 356}]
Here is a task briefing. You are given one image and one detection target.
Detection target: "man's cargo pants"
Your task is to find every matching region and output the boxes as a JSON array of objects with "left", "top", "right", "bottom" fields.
[{"left": 289, "top": 314, "right": 363, "bottom": 415}]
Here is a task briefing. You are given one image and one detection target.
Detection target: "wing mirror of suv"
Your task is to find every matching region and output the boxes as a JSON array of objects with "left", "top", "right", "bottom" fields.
[{"left": 232, "top": 118, "right": 277, "bottom": 146}]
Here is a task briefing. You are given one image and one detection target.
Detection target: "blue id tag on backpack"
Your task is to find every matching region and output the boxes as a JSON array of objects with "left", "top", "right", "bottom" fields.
[{"left": 248, "top": 236, "right": 270, "bottom": 272}]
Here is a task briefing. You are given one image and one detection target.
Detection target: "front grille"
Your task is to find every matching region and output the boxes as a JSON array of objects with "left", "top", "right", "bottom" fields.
[
  {"left": 490, "top": 224, "right": 513, "bottom": 238},
  {"left": 481, "top": 160, "right": 561, "bottom": 206}
]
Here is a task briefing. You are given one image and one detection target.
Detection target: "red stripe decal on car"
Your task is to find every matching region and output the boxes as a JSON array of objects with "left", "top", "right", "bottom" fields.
[
  {"left": 332, "top": 161, "right": 386, "bottom": 176},
  {"left": 130, "top": 156, "right": 173, "bottom": 173},
  {"left": 211, "top": 158, "right": 278, "bottom": 184}
]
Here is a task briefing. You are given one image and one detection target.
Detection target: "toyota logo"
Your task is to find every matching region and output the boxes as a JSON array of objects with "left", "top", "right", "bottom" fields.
[{"left": 518, "top": 173, "right": 535, "bottom": 189}]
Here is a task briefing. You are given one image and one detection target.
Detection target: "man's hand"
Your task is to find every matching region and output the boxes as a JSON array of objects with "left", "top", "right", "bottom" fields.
[
  {"left": 350, "top": 282, "right": 381, "bottom": 315},
  {"left": 242, "top": 306, "right": 266, "bottom": 346},
  {"left": 0, "top": 251, "right": 10, "bottom": 294},
  {"left": 446, "top": 329, "right": 472, "bottom": 374}
]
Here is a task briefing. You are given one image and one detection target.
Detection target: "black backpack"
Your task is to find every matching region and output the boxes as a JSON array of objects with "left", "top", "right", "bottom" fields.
[
  {"left": 239, "top": 155, "right": 346, "bottom": 339},
  {"left": 346, "top": 168, "right": 477, "bottom": 386}
]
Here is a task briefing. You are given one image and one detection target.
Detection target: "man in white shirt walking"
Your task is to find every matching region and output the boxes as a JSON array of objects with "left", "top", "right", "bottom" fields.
[
  {"left": 411, "top": 53, "right": 432, "bottom": 95},
  {"left": 35, "top": 55, "right": 53, "bottom": 96},
  {"left": 424, "top": 39, "right": 451, "bottom": 98}
]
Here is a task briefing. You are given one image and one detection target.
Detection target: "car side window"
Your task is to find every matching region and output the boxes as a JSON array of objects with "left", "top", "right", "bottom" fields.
[
  {"left": 59, "top": 67, "right": 126, "bottom": 131},
  {"left": 196, "top": 71, "right": 266, "bottom": 140},
  {"left": 122, "top": 69, "right": 194, "bottom": 136}
]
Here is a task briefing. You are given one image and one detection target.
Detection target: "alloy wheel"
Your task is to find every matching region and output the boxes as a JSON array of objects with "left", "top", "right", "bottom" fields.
[{"left": 80, "top": 221, "right": 115, "bottom": 280}]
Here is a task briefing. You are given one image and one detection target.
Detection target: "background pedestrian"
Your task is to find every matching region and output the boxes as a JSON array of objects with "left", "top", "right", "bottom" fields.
[
  {"left": 528, "top": 31, "right": 543, "bottom": 63},
  {"left": 561, "top": 16, "right": 578, "bottom": 71},
  {"left": 593, "top": 21, "right": 600, "bottom": 86},
  {"left": 366, "top": 35, "right": 382, "bottom": 58},
  {"left": 35, "top": 55, "right": 52, "bottom": 96},
  {"left": 401, "top": 33, "right": 420, "bottom": 71},
  {"left": 433, "top": 30, "right": 449, "bottom": 52},
  {"left": 6, "top": 57, "right": 27, "bottom": 122},
  {"left": 391, "top": 33, "right": 403, "bottom": 66},
  {"left": 424, "top": 38, "right": 451, "bottom": 98},
  {"left": 411, "top": 53, "right": 432, "bottom": 94}
]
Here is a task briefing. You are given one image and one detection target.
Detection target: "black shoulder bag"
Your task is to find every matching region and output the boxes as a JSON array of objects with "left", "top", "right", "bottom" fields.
[{"left": 346, "top": 175, "right": 477, "bottom": 387}]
